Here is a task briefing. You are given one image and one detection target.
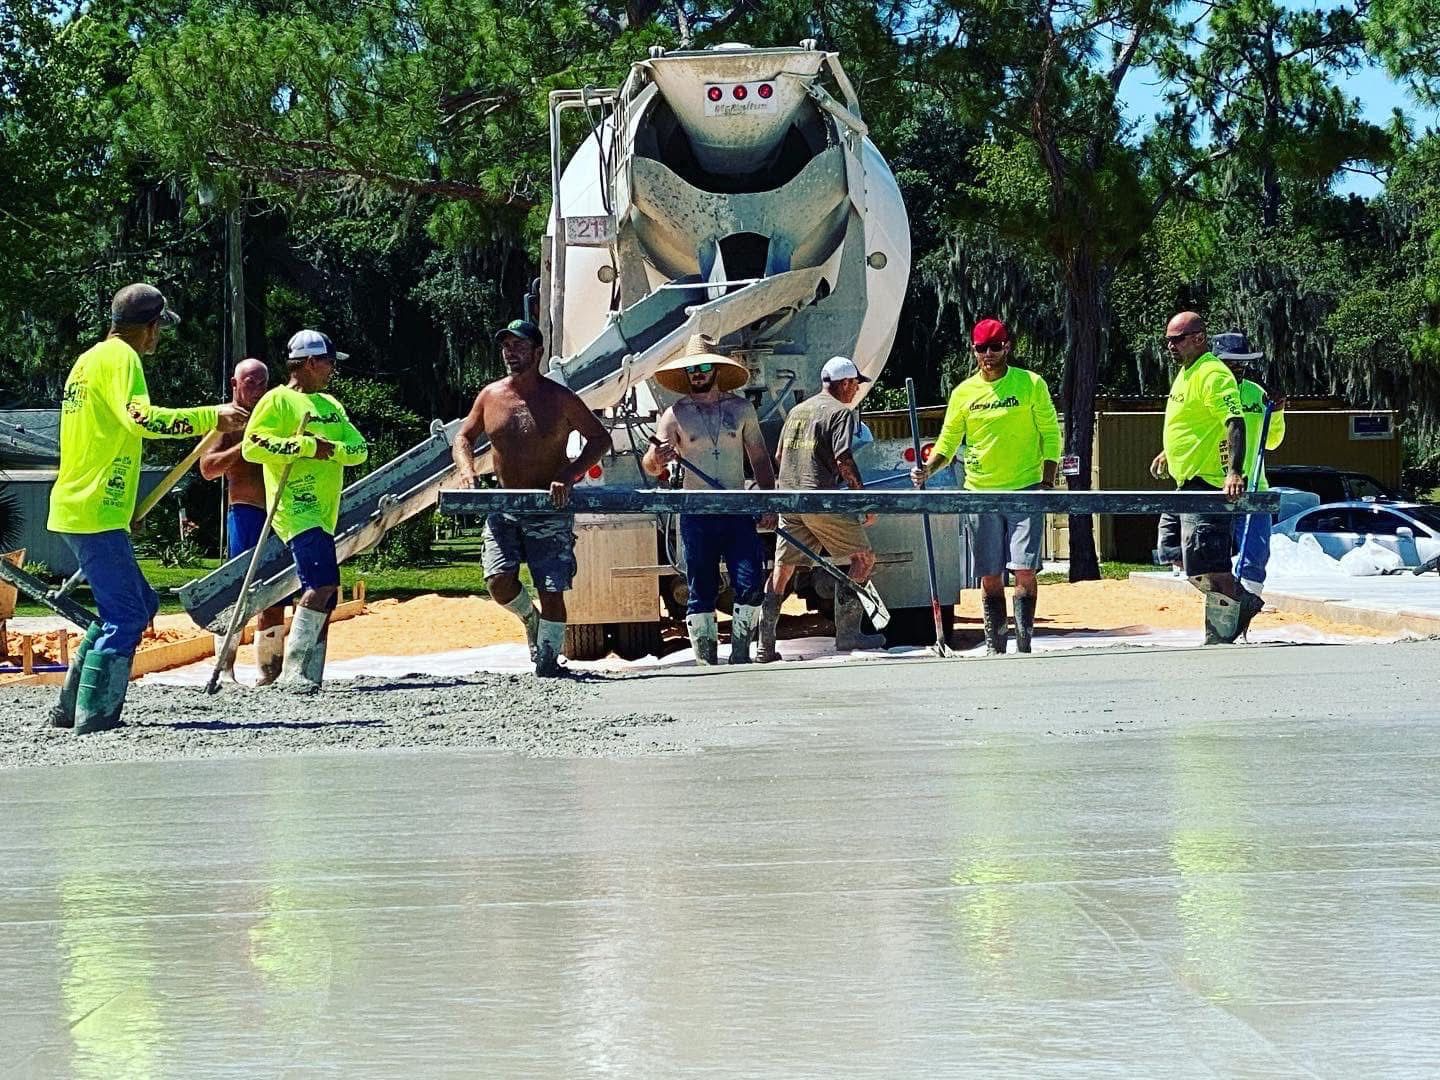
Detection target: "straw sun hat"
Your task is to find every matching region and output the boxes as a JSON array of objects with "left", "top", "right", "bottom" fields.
[{"left": 653, "top": 335, "right": 750, "bottom": 395}]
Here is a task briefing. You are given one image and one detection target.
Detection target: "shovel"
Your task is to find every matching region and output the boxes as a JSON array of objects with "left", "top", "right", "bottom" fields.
[
  {"left": 648, "top": 437, "right": 890, "bottom": 629},
  {"left": 905, "top": 378, "right": 955, "bottom": 657}
]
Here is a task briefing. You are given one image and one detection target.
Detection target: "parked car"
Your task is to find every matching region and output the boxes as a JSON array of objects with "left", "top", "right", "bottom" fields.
[
  {"left": 1265, "top": 465, "right": 1401, "bottom": 504},
  {"left": 1272, "top": 501, "right": 1440, "bottom": 567}
]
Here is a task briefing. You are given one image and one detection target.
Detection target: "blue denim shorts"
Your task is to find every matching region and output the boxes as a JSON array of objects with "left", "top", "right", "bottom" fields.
[
  {"left": 288, "top": 526, "right": 340, "bottom": 601},
  {"left": 227, "top": 504, "right": 266, "bottom": 559}
]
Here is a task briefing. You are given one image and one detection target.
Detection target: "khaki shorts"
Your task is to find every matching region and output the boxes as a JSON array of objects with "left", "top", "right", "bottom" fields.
[{"left": 775, "top": 513, "right": 872, "bottom": 566}]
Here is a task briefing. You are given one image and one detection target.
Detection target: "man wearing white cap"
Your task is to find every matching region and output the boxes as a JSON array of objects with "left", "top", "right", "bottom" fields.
[
  {"left": 642, "top": 335, "right": 776, "bottom": 664},
  {"left": 241, "top": 330, "right": 369, "bottom": 691},
  {"left": 757, "top": 356, "right": 886, "bottom": 661},
  {"left": 47, "top": 283, "right": 250, "bottom": 733}
]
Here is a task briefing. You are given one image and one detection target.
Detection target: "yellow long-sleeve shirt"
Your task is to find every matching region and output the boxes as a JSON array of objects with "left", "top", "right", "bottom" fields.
[{"left": 931, "top": 366, "right": 1061, "bottom": 490}]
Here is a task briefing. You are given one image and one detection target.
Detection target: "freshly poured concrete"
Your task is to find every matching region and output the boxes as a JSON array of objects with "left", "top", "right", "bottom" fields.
[{"left": 3, "top": 641, "right": 1439, "bottom": 1077}]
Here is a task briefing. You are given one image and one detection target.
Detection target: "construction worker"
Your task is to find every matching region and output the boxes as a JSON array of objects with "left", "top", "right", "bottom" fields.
[
  {"left": 451, "top": 319, "right": 609, "bottom": 676},
  {"left": 912, "top": 317, "right": 1060, "bottom": 654},
  {"left": 1150, "top": 312, "right": 1250, "bottom": 643},
  {"left": 1214, "top": 330, "right": 1286, "bottom": 628},
  {"left": 241, "top": 330, "right": 368, "bottom": 691},
  {"left": 47, "top": 283, "right": 249, "bottom": 734},
  {"left": 200, "top": 357, "right": 288, "bottom": 684},
  {"left": 758, "top": 356, "right": 887, "bottom": 662},
  {"left": 642, "top": 335, "right": 777, "bottom": 664}
]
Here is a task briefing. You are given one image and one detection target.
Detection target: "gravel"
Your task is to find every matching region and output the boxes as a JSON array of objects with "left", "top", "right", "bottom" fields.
[{"left": 0, "top": 672, "right": 681, "bottom": 770}]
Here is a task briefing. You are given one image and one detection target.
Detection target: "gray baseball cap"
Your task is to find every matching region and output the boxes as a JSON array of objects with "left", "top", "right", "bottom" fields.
[
  {"left": 287, "top": 329, "right": 349, "bottom": 361},
  {"left": 111, "top": 283, "right": 180, "bottom": 327}
]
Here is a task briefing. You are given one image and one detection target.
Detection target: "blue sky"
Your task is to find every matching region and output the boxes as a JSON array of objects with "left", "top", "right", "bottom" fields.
[{"left": 1113, "top": 3, "right": 1438, "bottom": 197}]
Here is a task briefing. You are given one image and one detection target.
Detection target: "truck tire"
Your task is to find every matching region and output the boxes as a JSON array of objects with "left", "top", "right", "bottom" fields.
[
  {"left": 882, "top": 605, "right": 955, "bottom": 647},
  {"left": 564, "top": 623, "right": 608, "bottom": 662},
  {"left": 612, "top": 621, "right": 663, "bottom": 661}
]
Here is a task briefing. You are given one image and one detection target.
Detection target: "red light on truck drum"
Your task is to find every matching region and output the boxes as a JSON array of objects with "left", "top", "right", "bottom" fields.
[
  {"left": 587, "top": 464, "right": 604, "bottom": 479},
  {"left": 707, "top": 86, "right": 723, "bottom": 102},
  {"left": 757, "top": 83, "right": 774, "bottom": 99},
  {"left": 732, "top": 84, "right": 748, "bottom": 100}
]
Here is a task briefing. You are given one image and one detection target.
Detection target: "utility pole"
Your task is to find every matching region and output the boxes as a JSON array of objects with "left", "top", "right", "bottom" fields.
[{"left": 219, "top": 205, "right": 245, "bottom": 557}]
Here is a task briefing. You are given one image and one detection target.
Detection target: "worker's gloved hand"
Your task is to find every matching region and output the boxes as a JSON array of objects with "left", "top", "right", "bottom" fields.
[
  {"left": 216, "top": 403, "right": 249, "bottom": 433},
  {"left": 1149, "top": 451, "right": 1169, "bottom": 481},
  {"left": 909, "top": 465, "right": 927, "bottom": 488},
  {"left": 312, "top": 438, "right": 335, "bottom": 461}
]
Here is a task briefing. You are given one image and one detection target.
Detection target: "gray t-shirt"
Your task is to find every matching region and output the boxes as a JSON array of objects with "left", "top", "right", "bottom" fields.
[{"left": 776, "top": 392, "right": 857, "bottom": 490}]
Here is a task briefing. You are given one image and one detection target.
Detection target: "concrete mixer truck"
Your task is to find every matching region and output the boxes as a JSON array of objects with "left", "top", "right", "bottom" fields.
[
  {"left": 177, "top": 40, "right": 967, "bottom": 652},
  {"left": 543, "top": 40, "right": 965, "bottom": 659}
]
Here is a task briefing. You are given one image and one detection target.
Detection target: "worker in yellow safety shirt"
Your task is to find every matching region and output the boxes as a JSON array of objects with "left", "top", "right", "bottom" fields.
[
  {"left": 47, "top": 283, "right": 250, "bottom": 734},
  {"left": 1214, "top": 330, "right": 1285, "bottom": 628},
  {"left": 241, "top": 330, "right": 368, "bottom": 692},
  {"left": 1150, "top": 311, "right": 1249, "bottom": 643},
  {"left": 911, "top": 317, "right": 1061, "bottom": 655}
]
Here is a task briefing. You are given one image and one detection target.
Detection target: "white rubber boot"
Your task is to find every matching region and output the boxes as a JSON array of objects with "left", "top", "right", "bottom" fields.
[
  {"left": 278, "top": 606, "right": 329, "bottom": 693},
  {"left": 535, "top": 618, "right": 566, "bottom": 677},
  {"left": 502, "top": 589, "right": 540, "bottom": 661},
  {"left": 834, "top": 587, "right": 886, "bottom": 651},
  {"left": 686, "top": 612, "right": 719, "bottom": 665},
  {"left": 729, "top": 604, "right": 759, "bottom": 664},
  {"left": 254, "top": 625, "right": 286, "bottom": 687},
  {"left": 213, "top": 633, "right": 240, "bottom": 683}
]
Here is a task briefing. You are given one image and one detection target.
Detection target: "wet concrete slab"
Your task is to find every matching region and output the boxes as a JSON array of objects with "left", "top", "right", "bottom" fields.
[{"left": 3, "top": 641, "right": 1439, "bottom": 1077}]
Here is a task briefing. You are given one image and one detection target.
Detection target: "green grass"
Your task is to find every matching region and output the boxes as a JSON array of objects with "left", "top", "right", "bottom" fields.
[
  {"left": 1037, "top": 561, "right": 1156, "bottom": 585},
  {"left": 7, "top": 535, "right": 500, "bottom": 620}
]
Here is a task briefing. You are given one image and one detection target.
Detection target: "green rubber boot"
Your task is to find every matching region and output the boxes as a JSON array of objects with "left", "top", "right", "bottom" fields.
[
  {"left": 49, "top": 622, "right": 102, "bottom": 729},
  {"left": 74, "top": 651, "right": 133, "bottom": 735}
]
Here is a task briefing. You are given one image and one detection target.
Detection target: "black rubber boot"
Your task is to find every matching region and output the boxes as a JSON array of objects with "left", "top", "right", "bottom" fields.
[
  {"left": 49, "top": 622, "right": 102, "bottom": 729},
  {"left": 982, "top": 593, "right": 1008, "bottom": 655},
  {"left": 1236, "top": 591, "right": 1265, "bottom": 639},
  {"left": 756, "top": 593, "right": 783, "bottom": 663},
  {"left": 1013, "top": 593, "right": 1036, "bottom": 654}
]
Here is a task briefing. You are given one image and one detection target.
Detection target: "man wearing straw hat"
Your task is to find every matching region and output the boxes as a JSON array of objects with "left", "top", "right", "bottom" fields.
[{"left": 642, "top": 335, "right": 776, "bottom": 664}]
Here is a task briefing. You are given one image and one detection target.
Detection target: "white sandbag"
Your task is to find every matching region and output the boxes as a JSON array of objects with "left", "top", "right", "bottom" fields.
[
  {"left": 1339, "top": 539, "right": 1404, "bottom": 577},
  {"left": 1295, "top": 533, "right": 1344, "bottom": 575}
]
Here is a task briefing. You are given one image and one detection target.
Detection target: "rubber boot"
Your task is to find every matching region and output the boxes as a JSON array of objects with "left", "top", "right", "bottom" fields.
[
  {"left": 74, "top": 651, "right": 132, "bottom": 735},
  {"left": 502, "top": 589, "right": 540, "bottom": 662},
  {"left": 213, "top": 633, "right": 240, "bottom": 684},
  {"left": 982, "top": 593, "right": 1008, "bottom": 655},
  {"left": 1203, "top": 592, "right": 1242, "bottom": 645},
  {"left": 278, "top": 605, "right": 329, "bottom": 692},
  {"left": 535, "top": 618, "right": 565, "bottom": 677},
  {"left": 49, "top": 622, "right": 102, "bottom": 729},
  {"left": 254, "top": 625, "right": 286, "bottom": 687},
  {"left": 1236, "top": 590, "right": 1265, "bottom": 640},
  {"left": 729, "top": 604, "right": 759, "bottom": 664},
  {"left": 756, "top": 593, "right": 783, "bottom": 664},
  {"left": 686, "top": 612, "right": 719, "bottom": 665},
  {"left": 834, "top": 586, "right": 886, "bottom": 652},
  {"left": 1013, "top": 592, "right": 1036, "bottom": 654}
]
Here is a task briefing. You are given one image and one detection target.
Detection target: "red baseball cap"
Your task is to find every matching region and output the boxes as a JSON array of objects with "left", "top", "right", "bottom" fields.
[{"left": 972, "top": 318, "right": 1009, "bottom": 347}]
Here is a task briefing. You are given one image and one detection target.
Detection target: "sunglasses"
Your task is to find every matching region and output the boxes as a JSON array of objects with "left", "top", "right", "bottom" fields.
[
  {"left": 1165, "top": 331, "right": 1201, "bottom": 345},
  {"left": 974, "top": 342, "right": 1007, "bottom": 354},
  {"left": 686, "top": 363, "right": 715, "bottom": 374}
]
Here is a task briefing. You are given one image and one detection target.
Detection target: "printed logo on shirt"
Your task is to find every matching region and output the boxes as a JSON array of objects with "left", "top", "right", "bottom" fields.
[
  {"left": 968, "top": 396, "right": 1021, "bottom": 411},
  {"left": 250, "top": 433, "right": 303, "bottom": 456},
  {"left": 127, "top": 401, "right": 195, "bottom": 435},
  {"left": 61, "top": 383, "right": 88, "bottom": 413}
]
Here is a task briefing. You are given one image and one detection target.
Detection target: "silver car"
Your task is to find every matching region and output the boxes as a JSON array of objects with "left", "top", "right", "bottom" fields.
[{"left": 1272, "top": 501, "right": 1440, "bottom": 568}]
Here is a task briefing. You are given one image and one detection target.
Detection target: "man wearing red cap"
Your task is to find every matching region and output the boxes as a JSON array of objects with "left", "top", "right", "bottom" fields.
[{"left": 912, "top": 318, "right": 1060, "bottom": 654}]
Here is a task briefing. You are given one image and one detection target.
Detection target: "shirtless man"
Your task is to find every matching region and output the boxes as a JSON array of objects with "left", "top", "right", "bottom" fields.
[
  {"left": 452, "top": 319, "right": 609, "bottom": 676},
  {"left": 641, "top": 336, "right": 776, "bottom": 664},
  {"left": 200, "top": 357, "right": 287, "bottom": 683}
]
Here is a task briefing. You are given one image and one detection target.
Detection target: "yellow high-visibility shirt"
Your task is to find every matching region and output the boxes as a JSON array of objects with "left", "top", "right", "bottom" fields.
[
  {"left": 47, "top": 337, "right": 219, "bottom": 534},
  {"left": 1163, "top": 353, "right": 1243, "bottom": 488},
  {"left": 241, "top": 385, "right": 368, "bottom": 541},
  {"left": 931, "top": 365, "right": 1061, "bottom": 490},
  {"left": 1239, "top": 379, "right": 1285, "bottom": 490}
]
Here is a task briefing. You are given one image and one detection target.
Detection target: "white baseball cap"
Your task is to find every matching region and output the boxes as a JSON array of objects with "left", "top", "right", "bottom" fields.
[
  {"left": 820, "top": 356, "right": 870, "bottom": 384},
  {"left": 287, "top": 329, "right": 349, "bottom": 361}
]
